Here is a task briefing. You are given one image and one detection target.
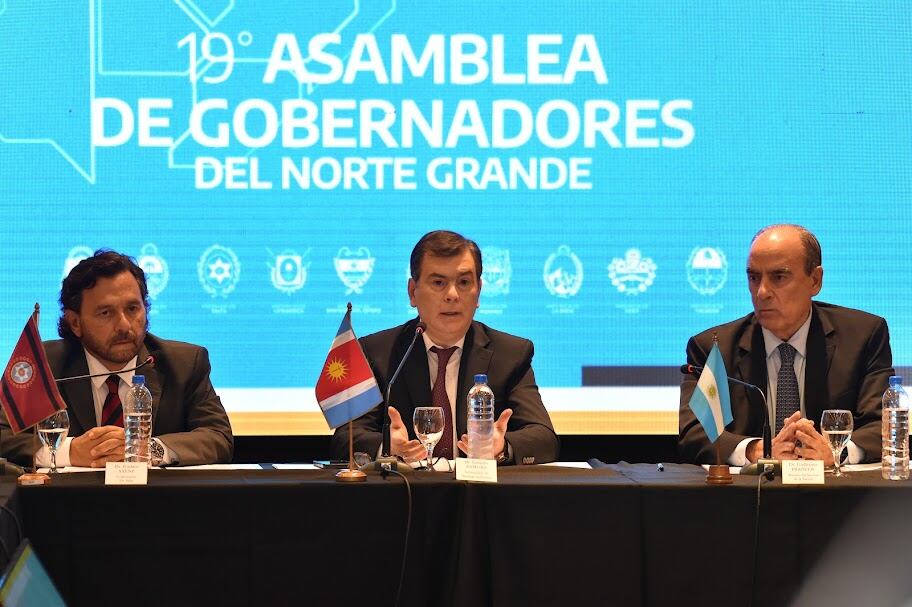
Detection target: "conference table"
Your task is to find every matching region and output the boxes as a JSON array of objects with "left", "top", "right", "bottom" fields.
[{"left": 6, "top": 463, "right": 912, "bottom": 606}]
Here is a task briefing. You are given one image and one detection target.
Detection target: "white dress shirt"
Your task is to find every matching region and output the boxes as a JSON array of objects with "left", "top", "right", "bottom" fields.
[
  {"left": 35, "top": 350, "right": 173, "bottom": 467},
  {"left": 729, "top": 312, "right": 863, "bottom": 465}
]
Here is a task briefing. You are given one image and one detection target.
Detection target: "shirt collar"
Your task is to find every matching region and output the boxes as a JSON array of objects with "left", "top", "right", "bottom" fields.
[
  {"left": 422, "top": 332, "right": 465, "bottom": 354},
  {"left": 84, "top": 349, "right": 138, "bottom": 391},
  {"left": 762, "top": 309, "right": 812, "bottom": 360}
]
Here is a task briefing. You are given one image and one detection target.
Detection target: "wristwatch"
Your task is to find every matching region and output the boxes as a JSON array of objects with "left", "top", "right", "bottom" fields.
[
  {"left": 496, "top": 441, "right": 510, "bottom": 465},
  {"left": 150, "top": 439, "right": 165, "bottom": 466}
]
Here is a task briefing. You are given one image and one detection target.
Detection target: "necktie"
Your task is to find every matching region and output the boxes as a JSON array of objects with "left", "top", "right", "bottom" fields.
[
  {"left": 775, "top": 343, "right": 799, "bottom": 433},
  {"left": 429, "top": 346, "right": 458, "bottom": 460},
  {"left": 102, "top": 375, "right": 124, "bottom": 427}
]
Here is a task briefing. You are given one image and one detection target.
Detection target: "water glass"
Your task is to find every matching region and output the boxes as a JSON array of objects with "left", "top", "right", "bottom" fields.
[
  {"left": 37, "top": 410, "right": 69, "bottom": 473},
  {"left": 820, "top": 409, "right": 853, "bottom": 477},
  {"left": 413, "top": 407, "right": 445, "bottom": 471}
]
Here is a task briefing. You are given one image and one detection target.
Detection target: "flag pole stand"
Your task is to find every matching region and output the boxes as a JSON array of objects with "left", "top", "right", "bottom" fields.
[
  {"left": 17, "top": 472, "right": 50, "bottom": 486},
  {"left": 706, "top": 441, "right": 732, "bottom": 485},
  {"left": 336, "top": 420, "right": 366, "bottom": 483},
  {"left": 18, "top": 427, "right": 49, "bottom": 485}
]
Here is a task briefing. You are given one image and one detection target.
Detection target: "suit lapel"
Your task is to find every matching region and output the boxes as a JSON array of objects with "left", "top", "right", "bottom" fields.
[
  {"left": 56, "top": 345, "right": 96, "bottom": 434},
  {"left": 736, "top": 320, "right": 769, "bottom": 429},
  {"left": 456, "top": 324, "right": 493, "bottom": 436},
  {"left": 804, "top": 305, "right": 833, "bottom": 426},
  {"left": 138, "top": 342, "right": 163, "bottom": 433},
  {"left": 399, "top": 324, "right": 432, "bottom": 430}
]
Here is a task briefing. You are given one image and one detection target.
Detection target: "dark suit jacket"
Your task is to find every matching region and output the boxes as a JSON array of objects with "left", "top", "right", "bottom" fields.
[
  {"left": 0, "top": 334, "right": 234, "bottom": 466},
  {"left": 330, "top": 319, "right": 560, "bottom": 464},
  {"left": 679, "top": 302, "right": 892, "bottom": 464}
]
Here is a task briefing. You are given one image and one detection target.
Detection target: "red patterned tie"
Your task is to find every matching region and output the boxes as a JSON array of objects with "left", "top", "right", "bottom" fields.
[
  {"left": 102, "top": 375, "right": 124, "bottom": 427},
  {"left": 429, "top": 346, "right": 458, "bottom": 459}
]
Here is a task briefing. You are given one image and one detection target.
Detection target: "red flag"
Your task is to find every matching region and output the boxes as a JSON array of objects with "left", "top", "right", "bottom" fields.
[
  {"left": 314, "top": 306, "right": 382, "bottom": 429},
  {"left": 0, "top": 313, "right": 67, "bottom": 433}
]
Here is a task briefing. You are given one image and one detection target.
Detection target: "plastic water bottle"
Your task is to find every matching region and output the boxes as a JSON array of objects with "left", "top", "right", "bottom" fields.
[
  {"left": 124, "top": 375, "right": 153, "bottom": 466},
  {"left": 882, "top": 375, "right": 910, "bottom": 481},
  {"left": 467, "top": 374, "right": 495, "bottom": 459}
]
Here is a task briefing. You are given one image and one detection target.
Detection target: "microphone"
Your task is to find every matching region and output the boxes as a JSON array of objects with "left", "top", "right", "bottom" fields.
[
  {"left": 681, "top": 363, "right": 777, "bottom": 478},
  {"left": 372, "top": 321, "right": 426, "bottom": 472},
  {"left": 54, "top": 351, "right": 159, "bottom": 383}
]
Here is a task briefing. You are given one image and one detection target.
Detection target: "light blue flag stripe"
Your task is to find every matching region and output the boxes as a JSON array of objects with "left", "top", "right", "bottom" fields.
[
  {"left": 707, "top": 344, "right": 733, "bottom": 427},
  {"left": 323, "top": 384, "right": 383, "bottom": 429},
  {"left": 688, "top": 343, "right": 733, "bottom": 443}
]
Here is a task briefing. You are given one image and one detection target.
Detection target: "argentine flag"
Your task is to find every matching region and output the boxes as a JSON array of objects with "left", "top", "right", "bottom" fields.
[{"left": 688, "top": 343, "right": 733, "bottom": 443}]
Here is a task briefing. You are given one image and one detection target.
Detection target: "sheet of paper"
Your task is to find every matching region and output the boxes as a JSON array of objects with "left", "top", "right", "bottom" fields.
[
  {"left": 163, "top": 463, "right": 265, "bottom": 470},
  {"left": 37, "top": 466, "right": 102, "bottom": 474}
]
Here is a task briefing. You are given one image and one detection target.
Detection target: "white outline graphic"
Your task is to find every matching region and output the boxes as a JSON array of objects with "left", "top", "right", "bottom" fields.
[{"left": 0, "top": 1, "right": 397, "bottom": 182}]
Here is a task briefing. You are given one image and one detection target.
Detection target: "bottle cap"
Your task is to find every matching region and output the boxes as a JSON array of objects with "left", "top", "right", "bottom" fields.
[
  {"left": 889, "top": 375, "right": 903, "bottom": 386},
  {"left": 132, "top": 375, "right": 145, "bottom": 385},
  {"left": 474, "top": 374, "right": 487, "bottom": 384}
]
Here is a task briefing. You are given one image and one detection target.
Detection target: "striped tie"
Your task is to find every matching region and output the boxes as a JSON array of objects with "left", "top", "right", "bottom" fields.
[
  {"left": 102, "top": 375, "right": 124, "bottom": 427},
  {"left": 775, "top": 343, "right": 799, "bottom": 433},
  {"left": 430, "top": 346, "right": 458, "bottom": 460}
]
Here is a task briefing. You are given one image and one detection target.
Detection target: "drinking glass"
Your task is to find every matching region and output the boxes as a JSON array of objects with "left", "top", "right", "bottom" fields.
[
  {"left": 413, "top": 407, "right": 445, "bottom": 471},
  {"left": 37, "top": 410, "right": 69, "bottom": 473},
  {"left": 820, "top": 409, "right": 853, "bottom": 477}
]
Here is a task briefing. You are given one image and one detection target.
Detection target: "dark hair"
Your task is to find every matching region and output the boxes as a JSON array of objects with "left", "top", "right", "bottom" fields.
[
  {"left": 751, "top": 224, "right": 822, "bottom": 275},
  {"left": 410, "top": 230, "right": 482, "bottom": 281},
  {"left": 58, "top": 249, "right": 150, "bottom": 340}
]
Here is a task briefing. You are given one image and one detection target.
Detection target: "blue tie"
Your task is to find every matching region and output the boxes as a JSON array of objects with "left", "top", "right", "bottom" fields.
[{"left": 775, "top": 343, "right": 799, "bottom": 433}]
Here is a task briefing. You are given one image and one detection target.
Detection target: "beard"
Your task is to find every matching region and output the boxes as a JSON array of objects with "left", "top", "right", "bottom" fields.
[{"left": 81, "top": 328, "right": 145, "bottom": 368}]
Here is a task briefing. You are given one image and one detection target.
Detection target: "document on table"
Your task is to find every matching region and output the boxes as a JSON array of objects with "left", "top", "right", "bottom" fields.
[
  {"left": 702, "top": 462, "right": 884, "bottom": 474},
  {"left": 38, "top": 463, "right": 266, "bottom": 473}
]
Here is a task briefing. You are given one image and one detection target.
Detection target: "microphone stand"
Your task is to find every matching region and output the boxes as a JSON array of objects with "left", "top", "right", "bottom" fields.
[
  {"left": 728, "top": 378, "right": 778, "bottom": 479},
  {"left": 367, "top": 321, "right": 425, "bottom": 473},
  {"left": 683, "top": 364, "right": 778, "bottom": 479},
  {"left": 54, "top": 353, "right": 156, "bottom": 383}
]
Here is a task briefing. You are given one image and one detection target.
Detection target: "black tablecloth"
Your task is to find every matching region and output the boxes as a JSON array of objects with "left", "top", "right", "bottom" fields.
[{"left": 8, "top": 464, "right": 912, "bottom": 606}]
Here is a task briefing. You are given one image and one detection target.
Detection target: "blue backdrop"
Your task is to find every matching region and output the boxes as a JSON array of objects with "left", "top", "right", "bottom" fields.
[{"left": 1, "top": 1, "right": 909, "bottom": 417}]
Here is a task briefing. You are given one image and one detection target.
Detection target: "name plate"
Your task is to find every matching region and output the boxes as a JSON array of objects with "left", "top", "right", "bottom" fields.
[
  {"left": 105, "top": 462, "right": 149, "bottom": 485},
  {"left": 782, "top": 460, "right": 825, "bottom": 485},
  {"left": 455, "top": 458, "right": 497, "bottom": 483}
]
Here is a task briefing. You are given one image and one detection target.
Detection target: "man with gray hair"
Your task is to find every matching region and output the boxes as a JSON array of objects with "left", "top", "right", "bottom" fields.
[{"left": 679, "top": 224, "right": 893, "bottom": 465}]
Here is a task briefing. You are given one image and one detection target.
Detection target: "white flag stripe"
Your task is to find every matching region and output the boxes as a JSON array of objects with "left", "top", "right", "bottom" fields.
[
  {"left": 329, "top": 329, "right": 355, "bottom": 351},
  {"left": 698, "top": 364, "right": 725, "bottom": 436},
  {"left": 321, "top": 377, "right": 378, "bottom": 409}
]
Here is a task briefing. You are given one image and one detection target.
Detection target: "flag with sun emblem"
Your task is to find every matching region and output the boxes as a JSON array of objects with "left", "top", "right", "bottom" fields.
[
  {"left": 687, "top": 342, "right": 733, "bottom": 443},
  {"left": 0, "top": 310, "right": 67, "bottom": 434},
  {"left": 315, "top": 306, "right": 382, "bottom": 429}
]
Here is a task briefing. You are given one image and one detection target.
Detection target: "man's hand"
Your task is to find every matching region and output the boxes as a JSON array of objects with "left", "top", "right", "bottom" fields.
[
  {"left": 457, "top": 408, "right": 513, "bottom": 459},
  {"left": 794, "top": 421, "right": 836, "bottom": 465},
  {"left": 69, "top": 426, "right": 125, "bottom": 467},
  {"left": 388, "top": 407, "right": 425, "bottom": 462},
  {"left": 770, "top": 411, "right": 803, "bottom": 460},
  {"left": 746, "top": 439, "right": 764, "bottom": 463}
]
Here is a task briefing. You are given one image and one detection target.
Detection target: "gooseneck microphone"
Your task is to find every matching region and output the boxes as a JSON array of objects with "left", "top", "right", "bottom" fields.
[
  {"left": 681, "top": 363, "right": 777, "bottom": 477},
  {"left": 379, "top": 322, "right": 427, "bottom": 461},
  {"left": 54, "top": 351, "right": 159, "bottom": 383}
]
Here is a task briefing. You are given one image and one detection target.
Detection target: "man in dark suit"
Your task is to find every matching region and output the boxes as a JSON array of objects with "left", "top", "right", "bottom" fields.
[
  {"left": 331, "top": 230, "right": 559, "bottom": 465},
  {"left": 0, "top": 250, "right": 233, "bottom": 467},
  {"left": 679, "top": 225, "right": 892, "bottom": 465}
]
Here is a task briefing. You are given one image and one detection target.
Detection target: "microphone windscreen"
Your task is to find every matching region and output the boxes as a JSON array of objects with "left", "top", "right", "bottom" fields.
[
  {"left": 415, "top": 321, "right": 427, "bottom": 333},
  {"left": 145, "top": 350, "right": 163, "bottom": 368}
]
